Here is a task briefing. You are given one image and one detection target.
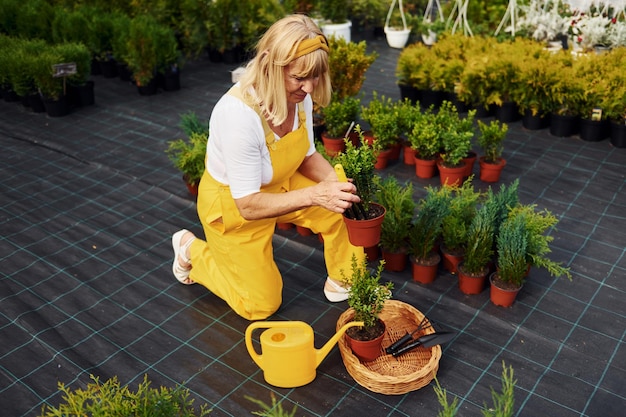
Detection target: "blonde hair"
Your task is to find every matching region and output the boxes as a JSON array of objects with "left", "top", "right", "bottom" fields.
[{"left": 239, "top": 14, "right": 332, "bottom": 125}]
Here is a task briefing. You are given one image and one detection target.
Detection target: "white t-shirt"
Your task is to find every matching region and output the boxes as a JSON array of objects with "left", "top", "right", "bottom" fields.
[{"left": 206, "top": 85, "right": 316, "bottom": 199}]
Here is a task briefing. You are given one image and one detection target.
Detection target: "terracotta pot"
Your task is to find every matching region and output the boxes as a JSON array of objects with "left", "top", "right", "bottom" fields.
[
  {"left": 489, "top": 272, "right": 521, "bottom": 307},
  {"left": 346, "top": 321, "right": 386, "bottom": 362},
  {"left": 457, "top": 263, "right": 488, "bottom": 295},
  {"left": 276, "top": 222, "right": 294, "bottom": 230},
  {"left": 410, "top": 253, "right": 440, "bottom": 284},
  {"left": 462, "top": 151, "right": 477, "bottom": 178},
  {"left": 403, "top": 145, "right": 416, "bottom": 165},
  {"left": 479, "top": 157, "right": 506, "bottom": 183},
  {"left": 414, "top": 156, "right": 438, "bottom": 178},
  {"left": 388, "top": 142, "right": 402, "bottom": 160},
  {"left": 321, "top": 131, "right": 346, "bottom": 157},
  {"left": 364, "top": 245, "right": 380, "bottom": 261},
  {"left": 440, "top": 246, "right": 464, "bottom": 275},
  {"left": 296, "top": 225, "right": 313, "bottom": 236},
  {"left": 362, "top": 130, "right": 376, "bottom": 146},
  {"left": 343, "top": 203, "right": 386, "bottom": 247},
  {"left": 381, "top": 249, "right": 408, "bottom": 272},
  {"left": 437, "top": 161, "right": 466, "bottom": 187},
  {"left": 183, "top": 174, "right": 199, "bottom": 196},
  {"left": 375, "top": 148, "right": 393, "bottom": 169}
]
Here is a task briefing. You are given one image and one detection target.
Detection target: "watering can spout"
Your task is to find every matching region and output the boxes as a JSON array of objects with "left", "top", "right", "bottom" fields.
[{"left": 316, "top": 321, "right": 363, "bottom": 367}]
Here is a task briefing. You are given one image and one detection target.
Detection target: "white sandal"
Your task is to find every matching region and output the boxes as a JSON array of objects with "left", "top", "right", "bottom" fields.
[
  {"left": 172, "top": 229, "right": 195, "bottom": 285},
  {"left": 324, "top": 277, "right": 350, "bottom": 302}
]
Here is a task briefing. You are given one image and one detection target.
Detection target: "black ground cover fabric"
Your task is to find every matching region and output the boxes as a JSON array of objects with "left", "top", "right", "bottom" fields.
[{"left": 1, "top": 35, "right": 625, "bottom": 416}]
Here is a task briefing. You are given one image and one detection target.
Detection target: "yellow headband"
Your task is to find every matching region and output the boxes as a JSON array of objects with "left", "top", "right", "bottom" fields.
[{"left": 292, "top": 35, "right": 329, "bottom": 59}]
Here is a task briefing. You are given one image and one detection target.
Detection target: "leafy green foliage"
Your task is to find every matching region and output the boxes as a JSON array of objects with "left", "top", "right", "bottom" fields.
[
  {"left": 482, "top": 362, "right": 516, "bottom": 417},
  {"left": 508, "top": 205, "right": 572, "bottom": 280},
  {"left": 361, "top": 93, "right": 402, "bottom": 149},
  {"left": 442, "top": 179, "right": 481, "bottom": 253},
  {"left": 438, "top": 101, "right": 476, "bottom": 167},
  {"left": 247, "top": 393, "right": 298, "bottom": 417},
  {"left": 374, "top": 176, "right": 415, "bottom": 252},
  {"left": 407, "top": 107, "right": 441, "bottom": 160},
  {"left": 409, "top": 186, "right": 452, "bottom": 261},
  {"left": 434, "top": 361, "right": 517, "bottom": 417},
  {"left": 322, "top": 95, "right": 361, "bottom": 138},
  {"left": 39, "top": 374, "right": 211, "bottom": 417},
  {"left": 343, "top": 254, "right": 393, "bottom": 330},
  {"left": 433, "top": 377, "right": 460, "bottom": 417},
  {"left": 462, "top": 195, "right": 498, "bottom": 275},
  {"left": 334, "top": 125, "right": 380, "bottom": 214},
  {"left": 477, "top": 119, "right": 508, "bottom": 163},
  {"left": 328, "top": 36, "right": 378, "bottom": 101},
  {"left": 496, "top": 211, "right": 529, "bottom": 286},
  {"left": 166, "top": 112, "right": 209, "bottom": 186}
]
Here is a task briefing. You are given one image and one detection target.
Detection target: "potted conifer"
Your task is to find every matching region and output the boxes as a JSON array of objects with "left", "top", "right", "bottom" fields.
[
  {"left": 409, "top": 186, "right": 451, "bottom": 284},
  {"left": 457, "top": 199, "right": 497, "bottom": 295},
  {"left": 374, "top": 176, "right": 415, "bottom": 272},
  {"left": 440, "top": 180, "right": 481, "bottom": 274}
]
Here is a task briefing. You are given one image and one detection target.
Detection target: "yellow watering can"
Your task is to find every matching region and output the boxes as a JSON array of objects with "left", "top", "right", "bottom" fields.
[{"left": 245, "top": 320, "right": 363, "bottom": 388}]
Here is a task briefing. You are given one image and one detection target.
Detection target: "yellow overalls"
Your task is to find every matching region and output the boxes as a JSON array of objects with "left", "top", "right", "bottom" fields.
[{"left": 188, "top": 86, "right": 365, "bottom": 320}]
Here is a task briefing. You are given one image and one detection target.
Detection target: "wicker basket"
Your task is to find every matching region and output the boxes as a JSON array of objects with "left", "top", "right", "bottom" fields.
[{"left": 336, "top": 300, "right": 441, "bottom": 395}]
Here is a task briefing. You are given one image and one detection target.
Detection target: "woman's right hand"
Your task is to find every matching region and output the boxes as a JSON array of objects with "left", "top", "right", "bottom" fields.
[{"left": 311, "top": 180, "right": 360, "bottom": 213}]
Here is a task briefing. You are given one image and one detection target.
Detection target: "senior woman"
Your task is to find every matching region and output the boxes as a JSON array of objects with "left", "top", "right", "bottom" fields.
[{"left": 171, "top": 14, "right": 366, "bottom": 320}]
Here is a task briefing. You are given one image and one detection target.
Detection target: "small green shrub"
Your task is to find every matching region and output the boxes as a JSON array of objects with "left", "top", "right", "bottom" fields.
[{"left": 39, "top": 374, "right": 211, "bottom": 417}]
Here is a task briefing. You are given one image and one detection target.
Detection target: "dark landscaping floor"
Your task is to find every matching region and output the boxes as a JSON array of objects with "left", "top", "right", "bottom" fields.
[{"left": 1, "top": 31, "right": 625, "bottom": 417}]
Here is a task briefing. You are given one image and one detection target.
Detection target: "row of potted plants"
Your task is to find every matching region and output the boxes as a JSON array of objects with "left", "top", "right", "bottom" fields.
[
  {"left": 324, "top": 142, "right": 570, "bottom": 362},
  {"left": 364, "top": 173, "right": 571, "bottom": 308},
  {"left": 396, "top": 33, "right": 626, "bottom": 147},
  {"left": 322, "top": 95, "right": 510, "bottom": 186},
  {"left": 0, "top": 34, "right": 92, "bottom": 117}
]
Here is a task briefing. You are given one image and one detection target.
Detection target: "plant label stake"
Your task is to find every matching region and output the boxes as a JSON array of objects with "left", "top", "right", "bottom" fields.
[{"left": 53, "top": 62, "right": 77, "bottom": 96}]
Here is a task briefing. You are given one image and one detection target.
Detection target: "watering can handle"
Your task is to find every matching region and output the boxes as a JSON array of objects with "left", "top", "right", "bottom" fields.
[{"left": 245, "top": 321, "right": 310, "bottom": 369}]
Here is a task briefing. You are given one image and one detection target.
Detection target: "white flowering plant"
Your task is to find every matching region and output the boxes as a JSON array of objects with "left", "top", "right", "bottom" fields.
[
  {"left": 518, "top": 0, "right": 572, "bottom": 42},
  {"left": 569, "top": 11, "right": 614, "bottom": 49}
]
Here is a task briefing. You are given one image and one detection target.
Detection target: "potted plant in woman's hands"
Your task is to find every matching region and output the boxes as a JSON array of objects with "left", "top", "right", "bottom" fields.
[
  {"left": 334, "top": 125, "right": 386, "bottom": 247},
  {"left": 374, "top": 176, "right": 415, "bottom": 272},
  {"left": 477, "top": 119, "right": 508, "bottom": 183},
  {"left": 321, "top": 95, "right": 360, "bottom": 156},
  {"left": 342, "top": 254, "right": 393, "bottom": 362}
]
